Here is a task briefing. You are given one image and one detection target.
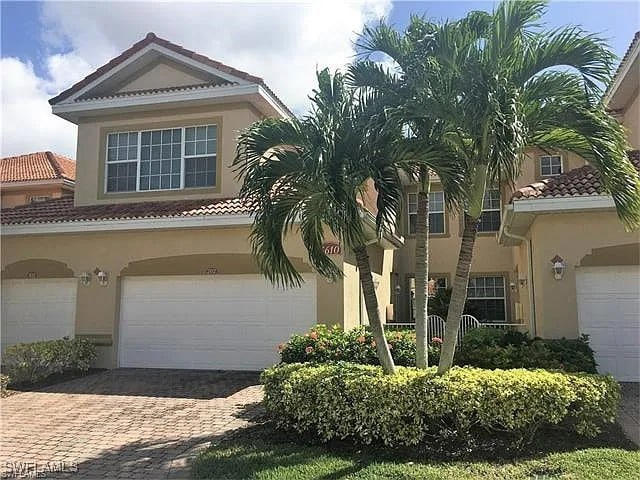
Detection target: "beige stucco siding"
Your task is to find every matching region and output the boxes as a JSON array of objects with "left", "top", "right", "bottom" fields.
[
  {"left": 1, "top": 226, "right": 349, "bottom": 368},
  {"left": 74, "top": 103, "right": 262, "bottom": 206},
  {"left": 623, "top": 92, "right": 639, "bottom": 150},
  {"left": 115, "top": 59, "right": 211, "bottom": 93},
  {"left": 1, "top": 185, "right": 71, "bottom": 209},
  {"left": 526, "top": 211, "right": 639, "bottom": 339},
  {"left": 516, "top": 148, "right": 586, "bottom": 190}
]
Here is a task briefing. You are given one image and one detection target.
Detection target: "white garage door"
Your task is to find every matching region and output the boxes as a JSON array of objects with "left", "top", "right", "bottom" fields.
[
  {"left": 576, "top": 265, "right": 640, "bottom": 381},
  {"left": 1, "top": 278, "right": 77, "bottom": 352},
  {"left": 118, "top": 274, "right": 316, "bottom": 370}
]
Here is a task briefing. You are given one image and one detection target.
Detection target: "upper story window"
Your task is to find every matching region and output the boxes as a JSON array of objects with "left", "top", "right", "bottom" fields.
[
  {"left": 540, "top": 155, "right": 563, "bottom": 176},
  {"left": 407, "top": 191, "right": 445, "bottom": 235},
  {"left": 105, "top": 124, "right": 217, "bottom": 193},
  {"left": 477, "top": 188, "right": 501, "bottom": 232}
]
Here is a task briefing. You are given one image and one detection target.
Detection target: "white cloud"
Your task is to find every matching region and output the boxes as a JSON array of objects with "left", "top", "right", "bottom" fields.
[
  {"left": 0, "top": 57, "right": 78, "bottom": 157},
  {"left": 2, "top": 0, "right": 392, "bottom": 157}
]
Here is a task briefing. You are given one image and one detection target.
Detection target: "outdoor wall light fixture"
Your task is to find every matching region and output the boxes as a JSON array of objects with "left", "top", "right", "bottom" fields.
[
  {"left": 94, "top": 268, "right": 109, "bottom": 287},
  {"left": 518, "top": 278, "right": 528, "bottom": 288},
  {"left": 79, "top": 272, "right": 92, "bottom": 286},
  {"left": 509, "top": 281, "right": 517, "bottom": 291},
  {"left": 550, "top": 255, "right": 566, "bottom": 280}
]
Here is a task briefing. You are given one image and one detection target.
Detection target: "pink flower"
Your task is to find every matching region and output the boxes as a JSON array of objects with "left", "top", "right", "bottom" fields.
[
  {"left": 305, "top": 346, "right": 314, "bottom": 354},
  {"left": 431, "top": 337, "right": 443, "bottom": 344},
  {"left": 387, "top": 343, "right": 393, "bottom": 350},
  {"left": 309, "top": 331, "right": 319, "bottom": 340},
  {"left": 371, "top": 341, "right": 376, "bottom": 348},
  {"left": 356, "top": 335, "right": 366, "bottom": 344},
  {"left": 277, "top": 343, "right": 286, "bottom": 352}
]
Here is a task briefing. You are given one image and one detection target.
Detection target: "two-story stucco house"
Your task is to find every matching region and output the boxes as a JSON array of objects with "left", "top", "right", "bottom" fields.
[
  {"left": 0, "top": 151, "right": 76, "bottom": 208},
  {"left": 0, "top": 33, "right": 398, "bottom": 369},
  {"left": 391, "top": 32, "right": 640, "bottom": 381}
]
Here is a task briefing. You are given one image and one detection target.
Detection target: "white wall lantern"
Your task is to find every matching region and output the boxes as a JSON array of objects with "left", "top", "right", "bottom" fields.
[
  {"left": 95, "top": 268, "right": 109, "bottom": 287},
  {"left": 550, "top": 255, "right": 566, "bottom": 280},
  {"left": 79, "top": 272, "right": 92, "bottom": 286}
]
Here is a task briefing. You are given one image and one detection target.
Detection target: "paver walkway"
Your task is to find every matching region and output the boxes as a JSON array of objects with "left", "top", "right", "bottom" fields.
[
  {"left": 618, "top": 382, "right": 639, "bottom": 446},
  {"left": 0, "top": 369, "right": 263, "bottom": 479}
]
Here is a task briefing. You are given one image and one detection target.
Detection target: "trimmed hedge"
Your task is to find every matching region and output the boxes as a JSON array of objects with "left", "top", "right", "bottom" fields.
[
  {"left": 279, "top": 324, "right": 441, "bottom": 367},
  {"left": 262, "top": 363, "right": 620, "bottom": 450},
  {"left": 1, "top": 337, "right": 96, "bottom": 386},
  {"left": 457, "top": 329, "right": 597, "bottom": 373}
]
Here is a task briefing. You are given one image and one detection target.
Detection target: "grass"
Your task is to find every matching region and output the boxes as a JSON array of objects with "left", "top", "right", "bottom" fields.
[{"left": 192, "top": 423, "right": 639, "bottom": 480}]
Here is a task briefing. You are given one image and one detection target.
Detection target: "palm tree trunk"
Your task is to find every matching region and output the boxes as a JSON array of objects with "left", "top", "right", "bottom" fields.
[
  {"left": 437, "top": 213, "right": 479, "bottom": 374},
  {"left": 353, "top": 245, "right": 396, "bottom": 375},
  {"left": 414, "top": 173, "right": 430, "bottom": 368}
]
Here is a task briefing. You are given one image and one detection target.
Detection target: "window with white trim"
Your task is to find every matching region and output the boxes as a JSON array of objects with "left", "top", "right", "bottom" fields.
[
  {"left": 407, "top": 191, "right": 445, "bottom": 235},
  {"left": 30, "top": 196, "right": 51, "bottom": 203},
  {"left": 465, "top": 276, "right": 506, "bottom": 322},
  {"left": 105, "top": 124, "right": 217, "bottom": 193},
  {"left": 477, "top": 188, "right": 501, "bottom": 232},
  {"left": 540, "top": 155, "right": 562, "bottom": 176}
]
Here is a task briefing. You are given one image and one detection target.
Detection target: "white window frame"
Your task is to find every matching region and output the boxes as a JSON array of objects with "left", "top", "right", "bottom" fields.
[
  {"left": 407, "top": 191, "right": 445, "bottom": 235},
  {"left": 104, "top": 123, "right": 218, "bottom": 194},
  {"left": 466, "top": 275, "right": 507, "bottom": 322},
  {"left": 30, "top": 195, "right": 51, "bottom": 203},
  {"left": 540, "top": 155, "right": 563, "bottom": 176},
  {"left": 477, "top": 188, "right": 501, "bottom": 232}
]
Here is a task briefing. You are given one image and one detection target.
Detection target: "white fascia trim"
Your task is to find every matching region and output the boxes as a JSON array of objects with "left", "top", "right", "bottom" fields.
[
  {"left": 1, "top": 214, "right": 253, "bottom": 236},
  {"left": 59, "top": 43, "right": 251, "bottom": 105},
  {"left": 604, "top": 39, "right": 640, "bottom": 106},
  {"left": 52, "top": 84, "right": 261, "bottom": 115},
  {"left": 512, "top": 195, "right": 615, "bottom": 213},
  {"left": 257, "top": 85, "right": 291, "bottom": 118}
]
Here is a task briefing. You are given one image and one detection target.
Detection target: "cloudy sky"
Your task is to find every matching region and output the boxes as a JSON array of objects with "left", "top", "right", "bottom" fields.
[{"left": 1, "top": 0, "right": 637, "bottom": 159}]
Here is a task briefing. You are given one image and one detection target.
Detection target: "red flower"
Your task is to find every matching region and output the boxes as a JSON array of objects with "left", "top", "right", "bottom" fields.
[
  {"left": 305, "top": 346, "right": 314, "bottom": 354},
  {"left": 356, "top": 335, "right": 366, "bottom": 344},
  {"left": 431, "top": 337, "right": 443, "bottom": 344}
]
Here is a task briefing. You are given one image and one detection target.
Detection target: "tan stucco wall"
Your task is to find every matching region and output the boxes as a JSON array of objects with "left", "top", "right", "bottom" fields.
[
  {"left": 116, "top": 59, "right": 210, "bottom": 93},
  {"left": 515, "top": 148, "right": 586, "bottom": 190},
  {"left": 74, "top": 103, "right": 262, "bottom": 206},
  {"left": 1, "top": 185, "right": 70, "bottom": 209},
  {"left": 1, "top": 226, "right": 348, "bottom": 368},
  {"left": 526, "top": 211, "right": 640, "bottom": 339},
  {"left": 622, "top": 90, "right": 639, "bottom": 149}
]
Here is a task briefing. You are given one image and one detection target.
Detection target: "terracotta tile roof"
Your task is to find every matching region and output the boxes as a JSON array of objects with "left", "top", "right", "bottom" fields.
[
  {"left": 1, "top": 151, "right": 76, "bottom": 183},
  {"left": 0, "top": 196, "right": 250, "bottom": 225},
  {"left": 609, "top": 31, "right": 640, "bottom": 93},
  {"left": 77, "top": 82, "right": 238, "bottom": 102},
  {"left": 49, "top": 32, "right": 292, "bottom": 116},
  {"left": 512, "top": 150, "right": 640, "bottom": 202}
]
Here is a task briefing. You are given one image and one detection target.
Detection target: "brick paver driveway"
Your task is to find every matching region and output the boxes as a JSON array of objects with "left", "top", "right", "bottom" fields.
[{"left": 0, "top": 369, "right": 263, "bottom": 479}]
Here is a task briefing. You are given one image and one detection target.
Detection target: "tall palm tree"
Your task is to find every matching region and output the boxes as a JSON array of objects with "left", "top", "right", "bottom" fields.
[
  {"left": 234, "top": 69, "right": 440, "bottom": 374},
  {"left": 349, "top": 19, "right": 466, "bottom": 368},
  {"left": 426, "top": 0, "right": 640, "bottom": 373}
]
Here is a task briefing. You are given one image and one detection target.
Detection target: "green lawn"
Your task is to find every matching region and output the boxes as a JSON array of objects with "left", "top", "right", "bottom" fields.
[{"left": 192, "top": 424, "right": 639, "bottom": 480}]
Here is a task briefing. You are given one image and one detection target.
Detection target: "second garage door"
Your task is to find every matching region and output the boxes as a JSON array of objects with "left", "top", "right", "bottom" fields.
[
  {"left": 118, "top": 274, "right": 316, "bottom": 370},
  {"left": 576, "top": 265, "right": 640, "bottom": 381}
]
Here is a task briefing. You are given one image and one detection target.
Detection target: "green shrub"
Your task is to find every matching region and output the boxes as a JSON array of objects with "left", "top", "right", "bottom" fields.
[
  {"left": 1, "top": 337, "right": 96, "bottom": 386},
  {"left": 457, "top": 329, "right": 597, "bottom": 373},
  {"left": 261, "top": 363, "right": 620, "bottom": 450},
  {"left": 279, "top": 325, "right": 442, "bottom": 367},
  {"left": 0, "top": 374, "right": 9, "bottom": 397}
]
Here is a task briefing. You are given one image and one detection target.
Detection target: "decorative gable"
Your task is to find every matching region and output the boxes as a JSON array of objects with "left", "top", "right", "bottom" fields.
[{"left": 49, "top": 32, "right": 291, "bottom": 122}]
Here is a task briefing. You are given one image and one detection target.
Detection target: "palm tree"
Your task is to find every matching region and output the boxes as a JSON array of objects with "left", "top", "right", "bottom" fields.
[
  {"left": 426, "top": 0, "right": 640, "bottom": 373},
  {"left": 234, "top": 69, "right": 434, "bottom": 374},
  {"left": 349, "top": 19, "right": 466, "bottom": 368}
]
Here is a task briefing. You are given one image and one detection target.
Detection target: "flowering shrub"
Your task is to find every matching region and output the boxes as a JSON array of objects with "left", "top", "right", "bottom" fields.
[
  {"left": 1, "top": 337, "right": 96, "bottom": 386},
  {"left": 279, "top": 325, "right": 442, "bottom": 367},
  {"left": 262, "top": 362, "right": 620, "bottom": 450}
]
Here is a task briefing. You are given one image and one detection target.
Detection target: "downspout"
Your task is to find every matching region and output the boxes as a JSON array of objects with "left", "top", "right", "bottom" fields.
[{"left": 502, "top": 225, "right": 537, "bottom": 338}]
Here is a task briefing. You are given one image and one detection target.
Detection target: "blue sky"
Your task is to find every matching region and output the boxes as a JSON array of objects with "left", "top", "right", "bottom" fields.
[{"left": 1, "top": 1, "right": 638, "bottom": 157}]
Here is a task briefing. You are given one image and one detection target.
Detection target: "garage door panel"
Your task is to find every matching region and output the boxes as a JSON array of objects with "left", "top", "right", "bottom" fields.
[
  {"left": 119, "top": 274, "right": 316, "bottom": 370},
  {"left": 1, "top": 279, "right": 77, "bottom": 351},
  {"left": 576, "top": 266, "right": 640, "bottom": 382}
]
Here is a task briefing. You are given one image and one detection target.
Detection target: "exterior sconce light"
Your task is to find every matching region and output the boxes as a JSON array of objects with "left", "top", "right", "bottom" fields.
[
  {"left": 550, "top": 255, "right": 565, "bottom": 280},
  {"left": 427, "top": 279, "right": 437, "bottom": 298},
  {"left": 518, "top": 278, "right": 528, "bottom": 288},
  {"left": 79, "top": 272, "right": 92, "bottom": 286},
  {"left": 94, "top": 268, "right": 109, "bottom": 287},
  {"left": 509, "top": 281, "right": 517, "bottom": 291}
]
